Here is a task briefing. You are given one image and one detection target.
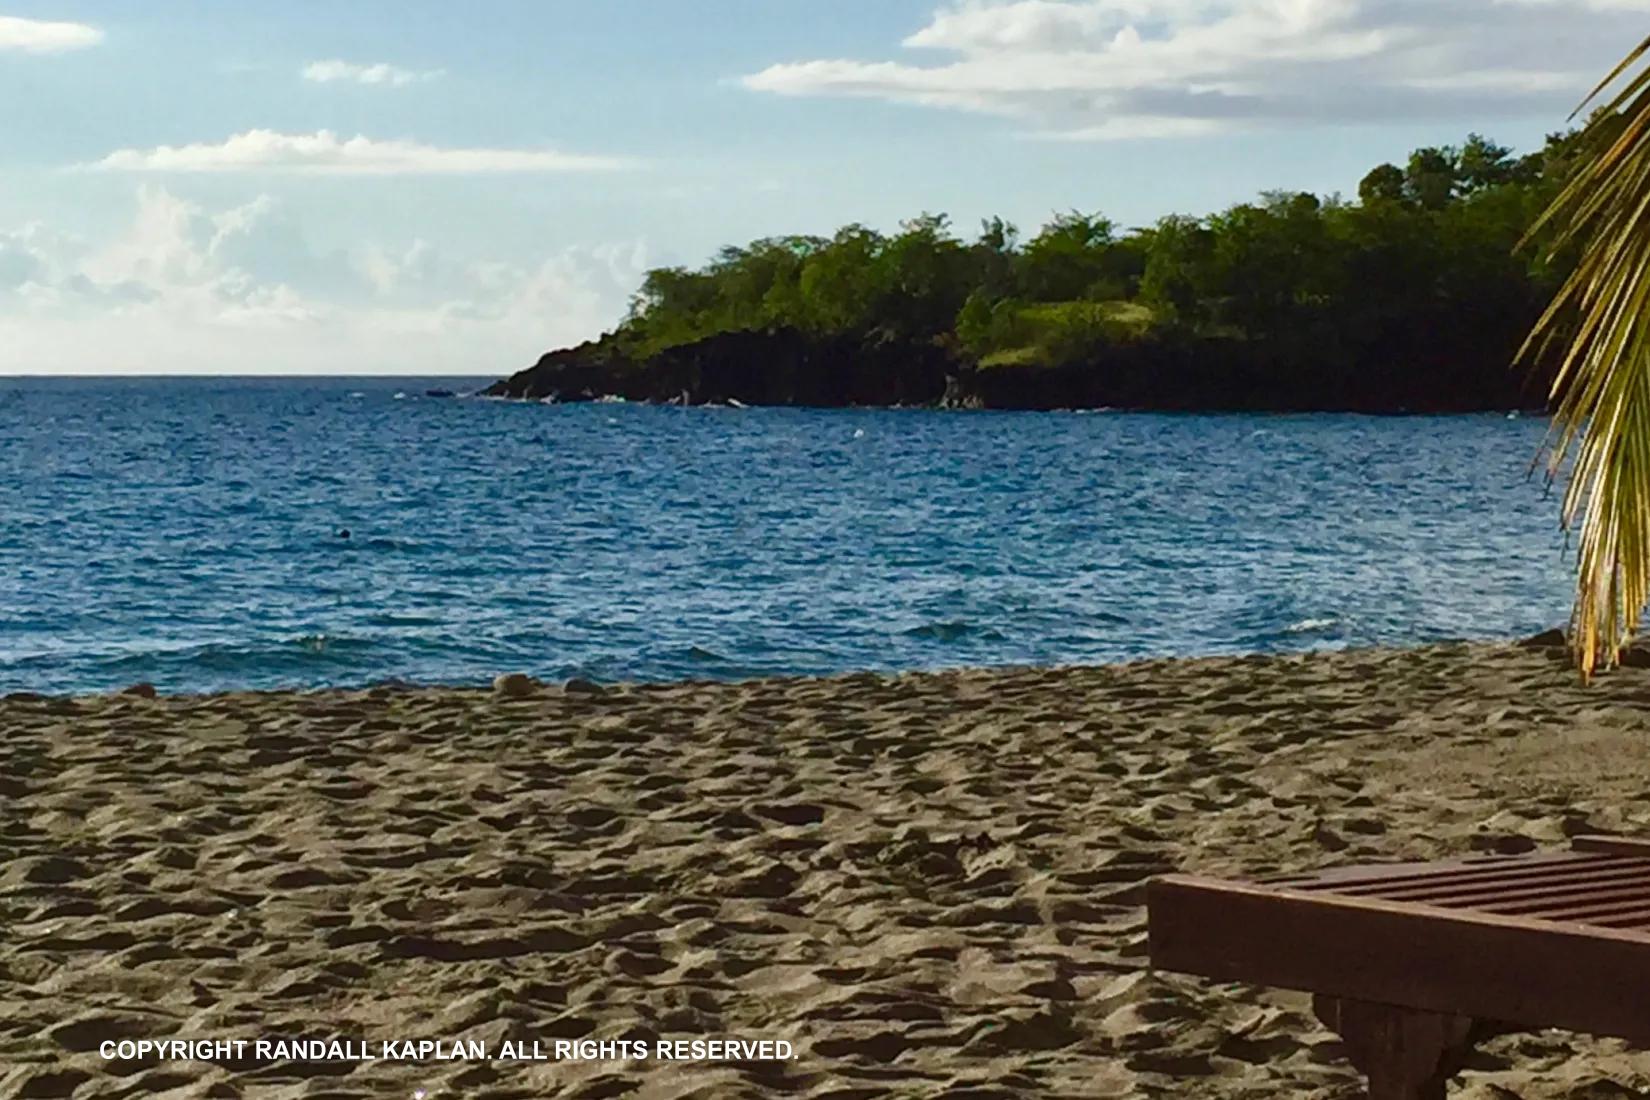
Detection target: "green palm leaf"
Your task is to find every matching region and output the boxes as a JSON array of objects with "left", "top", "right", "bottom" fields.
[{"left": 1525, "top": 34, "right": 1650, "bottom": 680}]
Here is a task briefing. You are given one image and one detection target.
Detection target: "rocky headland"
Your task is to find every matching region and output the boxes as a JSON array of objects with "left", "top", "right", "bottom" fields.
[{"left": 483, "top": 327, "right": 1557, "bottom": 414}]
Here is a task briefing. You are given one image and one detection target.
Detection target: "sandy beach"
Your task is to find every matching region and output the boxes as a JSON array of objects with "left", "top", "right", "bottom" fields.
[{"left": 5, "top": 640, "right": 1650, "bottom": 1099}]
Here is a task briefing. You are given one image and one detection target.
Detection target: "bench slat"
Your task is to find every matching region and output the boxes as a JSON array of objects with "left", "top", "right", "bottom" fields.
[{"left": 1148, "top": 873, "right": 1650, "bottom": 1042}]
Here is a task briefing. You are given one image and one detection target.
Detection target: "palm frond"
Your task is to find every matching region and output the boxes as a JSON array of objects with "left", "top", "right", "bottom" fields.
[{"left": 1524, "top": 34, "right": 1650, "bottom": 679}]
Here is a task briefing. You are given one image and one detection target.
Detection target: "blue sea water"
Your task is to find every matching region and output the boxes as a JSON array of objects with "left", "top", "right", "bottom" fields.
[{"left": 0, "top": 376, "right": 1572, "bottom": 694}]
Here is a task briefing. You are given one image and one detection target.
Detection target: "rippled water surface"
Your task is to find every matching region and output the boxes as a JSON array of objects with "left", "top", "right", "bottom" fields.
[{"left": 0, "top": 376, "right": 1572, "bottom": 693}]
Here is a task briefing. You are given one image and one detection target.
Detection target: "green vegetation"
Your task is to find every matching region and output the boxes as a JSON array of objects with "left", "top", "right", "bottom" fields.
[{"left": 616, "top": 132, "right": 1582, "bottom": 373}]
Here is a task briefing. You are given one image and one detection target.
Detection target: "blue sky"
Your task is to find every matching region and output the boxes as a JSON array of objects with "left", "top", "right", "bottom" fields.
[{"left": 1, "top": 0, "right": 1645, "bottom": 374}]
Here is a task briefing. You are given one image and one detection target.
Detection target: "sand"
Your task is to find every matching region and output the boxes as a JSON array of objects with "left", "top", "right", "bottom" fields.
[{"left": 4, "top": 641, "right": 1650, "bottom": 1099}]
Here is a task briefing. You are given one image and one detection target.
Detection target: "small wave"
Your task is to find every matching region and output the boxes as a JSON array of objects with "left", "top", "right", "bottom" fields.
[
  {"left": 365, "top": 611, "right": 443, "bottom": 627},
  {"left": 633, "top": 644, "right": 743, "bottom": 679},
  {"left": 325, "top": 534, "right": 422, "bottom": 554},
  {"left": 82, "top": 632, "right": 383, "bottom": 685},
  {"left": 1284, "top": 617, "right": 1341, "bottom": 634},
  {"left": 290, "top": 633, "right": 377, "bottom": 654},
  {"left": 902, "top": 620, "right": 1006, "bottom": 642}
]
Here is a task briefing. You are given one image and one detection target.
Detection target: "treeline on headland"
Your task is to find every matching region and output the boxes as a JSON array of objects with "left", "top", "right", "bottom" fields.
[{"left": 487, "top": 133, "right": 1582, "bottom": 412}]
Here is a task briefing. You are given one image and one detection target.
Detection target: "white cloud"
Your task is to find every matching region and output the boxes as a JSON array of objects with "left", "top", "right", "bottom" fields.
[
  {"left": 0, "top": 13, "right": 101, "bottom": 52},
  {"left": 0, "top": 187, "right": 647, "bottom": 374},
  {"left": 356, "top": 238, "right": 461, "bottom": 296},
  {"left": 0, "top": 238, "right": 44, "bottom": 288},
  {"left": 302, "top": 59, "right": 444, "bottom": 86},
  {"left": 743, "top": 0, "right": 1650, "bottom": 139},
  {"left": 91, "top": 129, "right": 631, "bottom": 175}
]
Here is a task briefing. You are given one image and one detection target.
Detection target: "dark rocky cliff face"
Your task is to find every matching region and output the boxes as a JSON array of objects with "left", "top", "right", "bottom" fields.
[
  {"left": 483, "top": 329, "right": 959, "bottom": 407},
  {"left": 483, "top": 326, "right": 1556, "bottom": 413}
]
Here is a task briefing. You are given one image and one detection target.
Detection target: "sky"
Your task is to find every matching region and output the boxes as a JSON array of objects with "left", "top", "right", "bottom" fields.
[{"left": 1, "top": 0, "right": 1647, "bottom": 375}]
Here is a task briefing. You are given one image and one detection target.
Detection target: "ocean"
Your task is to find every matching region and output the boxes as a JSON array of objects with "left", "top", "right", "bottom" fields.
[{"left": 0, "top": 375, "right": 1572, "bottom": 694}]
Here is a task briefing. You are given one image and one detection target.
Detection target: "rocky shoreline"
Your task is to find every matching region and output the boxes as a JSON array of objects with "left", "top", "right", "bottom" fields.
[{"left": 484, "top": 327, "right": 1557, "bottom": 414}]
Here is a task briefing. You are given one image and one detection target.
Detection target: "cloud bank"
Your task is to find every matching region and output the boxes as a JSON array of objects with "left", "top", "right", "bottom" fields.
[
  {"left": 0, "top": 13, "right": 101, "bottom": 52},
  {"left": 92, "top": 130, "right": 630, "bottom": 175},
  {"left": 743, "top": 0, "right": 1650, "bottom": 139},
  {"left": 302, "top": 59, "right": 443, "bottom": 86},
  {"left": 0, "top": 188, "right": 648, "bottom": 374}
]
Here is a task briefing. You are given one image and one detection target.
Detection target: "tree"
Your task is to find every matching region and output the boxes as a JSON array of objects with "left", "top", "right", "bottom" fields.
[
  {"left": 1458, "top": 133, "right": 1516, "bottom": 194},
  {"left": 1405, "top": 146, "right": 1459, "bottom": 210},
  {"left": 1017, "top": 211, "right": 1119, "bottom": 301},
  {"left": 978, "top": 215, "right": 1019, "bottom": 255},
  {"left": 875, "top": 213, "right": 974, "bottom": 338},
  {"left": 972, "top": 216, "right": 1020, "bottom": 299},
  {"left": 1194, "top": 193, "right": 1341, "bottom": 336},
  {"left": 707, "top": 237, "right": 819, "bottom": 329},
  {"left": 1523, "top": 37, "right": 1650, "bottom": 678},
  {"left": 1138, "top": 215, "right": 1217, "bottom": 324},
  {"left": 1359, "top": 163, "right": 1407, "bottom": 205},
  {"left": 796, "top": 224, "right": 886, "bottom": 334}
]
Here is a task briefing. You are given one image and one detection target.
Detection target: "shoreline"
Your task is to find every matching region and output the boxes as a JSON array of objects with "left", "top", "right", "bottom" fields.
[
  {"left": 484, "top": 326, "right": 1555, "bottom": 415},
  {"left": 7, "top": 635, "right": 1570, "bottom": 704},
  {"left": 9, "top": 638, "right": 1650, "bottom": 1099}
]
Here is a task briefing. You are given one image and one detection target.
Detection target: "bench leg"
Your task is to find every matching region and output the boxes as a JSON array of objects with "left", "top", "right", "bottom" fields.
[{"left": 1314, "top": 995, "right": 1486, "bottom": 1100}]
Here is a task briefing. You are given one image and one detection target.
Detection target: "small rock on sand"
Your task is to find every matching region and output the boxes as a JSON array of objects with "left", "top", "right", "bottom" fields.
[
  {"left": 1619, "top": 641, "right": 1650, "bottom": 668},
  {"left": 120, "top": 683, "right": 158, "bottom": 699},
  {"left": 492, "top": 673, "right": 539, "bottom": 698},
  {"left": 1471, "top": 832, "right": 1538, "bottom": 855},
  {"left": 1517, "top": 628, "right": 1567, "bottom": 649},
  {"left": 563, "top": 677, "right": 608, "bottom": 697}
]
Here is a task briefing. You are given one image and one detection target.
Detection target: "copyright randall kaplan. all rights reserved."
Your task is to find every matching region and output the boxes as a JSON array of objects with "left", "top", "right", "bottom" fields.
[{"left": 100, "top": 1037, "right": 798, "bottom": 1064}]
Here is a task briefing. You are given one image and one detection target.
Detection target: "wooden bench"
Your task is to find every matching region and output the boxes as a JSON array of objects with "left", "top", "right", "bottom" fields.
[{"left": 1147, "top": 836, "right": 1650, "bottom": 1099}]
